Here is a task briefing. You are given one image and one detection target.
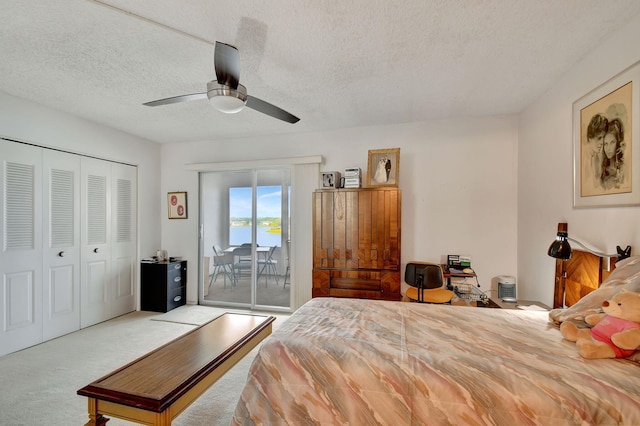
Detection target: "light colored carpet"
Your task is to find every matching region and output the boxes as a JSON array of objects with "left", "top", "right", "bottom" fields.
[{"left": 0, "top": 305, "right": 289, "bottom": 426}]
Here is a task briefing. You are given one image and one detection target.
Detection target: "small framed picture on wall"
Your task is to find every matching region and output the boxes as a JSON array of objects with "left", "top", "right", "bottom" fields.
[{"left": 168, "top": 191, "right": 187, "bottom": 219}]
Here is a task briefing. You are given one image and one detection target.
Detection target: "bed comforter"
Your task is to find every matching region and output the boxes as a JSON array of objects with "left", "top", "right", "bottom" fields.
[{"left": 232, "top": 298, "right": 640, "bottom": 425}]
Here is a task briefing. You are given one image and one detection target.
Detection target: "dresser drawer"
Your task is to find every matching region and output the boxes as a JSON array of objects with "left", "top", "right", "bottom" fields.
[
  {"left": 167, "top": 286, "right": 186, "bottom": 311},
  {"left": 330, "top": 270, "right": 381, "bottom": 291},
  {"left": 312, "top": 269, "right": 400, "bottom": 301},
  {"left": 167, "top": 266, "right": 184, "bottom": 289}
]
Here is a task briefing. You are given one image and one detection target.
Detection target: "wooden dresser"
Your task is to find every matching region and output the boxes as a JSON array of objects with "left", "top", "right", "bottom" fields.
[{"left": 312, "top": 187, "right": 401, "bottom": 301}]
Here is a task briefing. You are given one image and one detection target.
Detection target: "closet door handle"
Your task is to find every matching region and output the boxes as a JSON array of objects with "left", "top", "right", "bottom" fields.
[
  {"left": 58, "top": 251, "right": 65, "bottom": 257},
  {"left": 93, "top": 248, "right": 99, "bottom": 253}
]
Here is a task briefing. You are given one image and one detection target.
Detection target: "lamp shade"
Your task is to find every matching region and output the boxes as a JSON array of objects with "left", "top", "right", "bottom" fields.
[
  {"left": 206, "top": 81, "right": 247, "bottom": 114},
  {"left": 209, "top": 95, "right": 245, "bottom": 113},
  {"left": 548, "top": 223, "right": 572, "bottom": 260},
  {"left": 547, "top": 222, "right": 632, "bottom": 261}
]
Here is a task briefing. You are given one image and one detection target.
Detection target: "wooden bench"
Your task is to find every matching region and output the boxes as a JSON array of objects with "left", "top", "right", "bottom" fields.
[{"left": 77, "top": 313, "right": 274, "bottom": 425}]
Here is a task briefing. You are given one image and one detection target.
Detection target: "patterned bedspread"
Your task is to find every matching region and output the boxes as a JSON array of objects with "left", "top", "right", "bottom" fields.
[{"left": 232, "top": 298, "right": 640, "bottom": 425}]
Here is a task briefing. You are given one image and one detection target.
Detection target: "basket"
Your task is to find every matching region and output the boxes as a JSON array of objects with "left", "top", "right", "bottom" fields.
[{"left": 449, "top": 281, "right": 488, "bottom": 303}]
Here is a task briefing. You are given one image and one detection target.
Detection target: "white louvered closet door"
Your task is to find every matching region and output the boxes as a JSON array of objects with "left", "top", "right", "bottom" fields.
[
  {"left": 111, "top": 163, "right": 136, "bottom": 317},
  {"left": 42, "top": 150, "right": 80, "bottom": 340},
  {"left": 0, "top": 140, "right": 43, "bottom": 356},
  {"left": 0, "top": 141, "right": 137, "bottom": 355},
  {"left": 81, "top": 158, "right": 112, "bottom": 328}
]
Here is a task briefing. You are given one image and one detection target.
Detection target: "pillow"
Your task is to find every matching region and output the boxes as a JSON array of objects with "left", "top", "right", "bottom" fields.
[{"left": 548, "top": 255, "right": 640, "bottom": 325}]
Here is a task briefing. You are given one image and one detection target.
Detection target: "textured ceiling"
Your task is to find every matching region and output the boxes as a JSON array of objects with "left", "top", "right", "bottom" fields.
[{"left": 2, "top": 0, "right": 640, "bottom": 144}]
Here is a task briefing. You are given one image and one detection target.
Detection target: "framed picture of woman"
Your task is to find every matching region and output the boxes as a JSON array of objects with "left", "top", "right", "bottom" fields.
[
  {"left": 367, "top": 148, "right": 400, "bottom": 187},
  {"left": 573, "top": 61, "right": 640, "bottom": 207}
]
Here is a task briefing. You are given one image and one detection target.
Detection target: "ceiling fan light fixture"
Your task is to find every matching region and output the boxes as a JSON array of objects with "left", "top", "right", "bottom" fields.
[
  {"left": 207, "top": 81, "right": 247, "bottom": 113},
  {"left": 143, "top": 43, "right": 298, "bottom": 123}
]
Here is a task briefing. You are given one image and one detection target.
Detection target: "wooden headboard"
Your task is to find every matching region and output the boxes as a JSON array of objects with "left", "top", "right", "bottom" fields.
[{"left": 553, "top": 249, "right": 616, "bottom": 309}]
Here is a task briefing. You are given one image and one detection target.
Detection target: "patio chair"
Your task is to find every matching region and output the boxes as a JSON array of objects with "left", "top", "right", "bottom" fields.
[
  {"left": 209, "top": 245, "right": 235, "bottom": 288},
  {"left": 283, "top": 240, "right": 290, "bottom": 289},
  {"left": 232, "top": 245, "right": 253, "bottom": 280},
  {"left": 257, "top": 246, "right": 278, "bottom": 286}
]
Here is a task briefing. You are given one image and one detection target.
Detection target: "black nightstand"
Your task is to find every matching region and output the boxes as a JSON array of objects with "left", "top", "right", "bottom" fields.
[{"left": 141, "top": 260, "right": 187, "bottom": 312}]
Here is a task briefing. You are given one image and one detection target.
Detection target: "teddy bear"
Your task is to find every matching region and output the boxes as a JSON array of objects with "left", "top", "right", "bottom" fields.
[{"left": 560, "top": 289, "right": 640, "bottom": 359}]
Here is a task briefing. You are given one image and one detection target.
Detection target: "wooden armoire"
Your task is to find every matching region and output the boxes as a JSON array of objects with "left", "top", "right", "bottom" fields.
[{"left": 312, "top": 187, "right": 401, "bottom": 300}]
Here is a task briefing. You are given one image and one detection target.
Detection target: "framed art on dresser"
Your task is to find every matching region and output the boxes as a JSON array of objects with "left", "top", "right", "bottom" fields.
[
  {"left": 321, "top": 171, "right": 340, "bottom": 189},
  {"left": 573, "top": 60, "right": 640, "bottom": 207},
  {"left": 367, "top": 148, "right": 400, "bottom": 187}
]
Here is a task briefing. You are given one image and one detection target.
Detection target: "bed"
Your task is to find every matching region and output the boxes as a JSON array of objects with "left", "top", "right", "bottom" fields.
[{"left": 232, "top": 250, "right": 640, "bottom": 425}]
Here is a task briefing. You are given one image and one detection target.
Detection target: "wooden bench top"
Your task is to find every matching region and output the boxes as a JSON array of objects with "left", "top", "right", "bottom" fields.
[{"left": 78, "top": 313, "right": 274, "bottom": 413}]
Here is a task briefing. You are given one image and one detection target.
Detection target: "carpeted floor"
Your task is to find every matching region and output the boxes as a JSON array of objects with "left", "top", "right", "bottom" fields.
[{"left": 0, "top": 305, "right": 289, "bottom": 426}]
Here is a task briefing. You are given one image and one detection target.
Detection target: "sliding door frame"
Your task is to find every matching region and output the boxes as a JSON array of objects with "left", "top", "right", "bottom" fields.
[{"left": 190, "top": 156, "right": 321, "bottom": 312}]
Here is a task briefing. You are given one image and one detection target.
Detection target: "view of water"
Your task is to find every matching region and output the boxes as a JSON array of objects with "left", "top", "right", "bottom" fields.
[{"left": 230, "top": 226, "right": 282, "bottom": 247}]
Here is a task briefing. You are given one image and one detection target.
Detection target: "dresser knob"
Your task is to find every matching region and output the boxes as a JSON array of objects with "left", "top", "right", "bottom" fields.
[
  {"left": 174, "top": 277, "right": 181, "bottom": 283},
  {"left": 173, "top": 295, "right": 182, "bottom": 302}
]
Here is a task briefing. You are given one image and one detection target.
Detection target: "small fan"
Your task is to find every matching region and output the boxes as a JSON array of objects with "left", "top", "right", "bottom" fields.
[{"left": 143, "top": 41, "right": 299, "bottom": 124}]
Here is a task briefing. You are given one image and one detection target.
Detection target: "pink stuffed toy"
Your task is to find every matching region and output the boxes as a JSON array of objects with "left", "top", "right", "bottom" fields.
[{"left": 560, "top": 289, "right": 640, "bottom": 359}]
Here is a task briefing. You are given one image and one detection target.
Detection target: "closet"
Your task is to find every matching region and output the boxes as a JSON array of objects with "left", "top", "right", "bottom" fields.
[
  {"left": 0, "top": 140, "right": 137, "bottom": 356},
  {"left": 312, "top": 187, "right": 401, "bottom": 300}
]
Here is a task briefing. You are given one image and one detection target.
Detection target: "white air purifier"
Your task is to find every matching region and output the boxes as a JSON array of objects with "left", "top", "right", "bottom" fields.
[{"left": 497, "top": 275, "right": 517, "bottom": 301}]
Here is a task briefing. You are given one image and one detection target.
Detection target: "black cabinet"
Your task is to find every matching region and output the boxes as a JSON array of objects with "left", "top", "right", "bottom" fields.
[{"left": 141, "top": 260, "right": 187, "bottom": 312}]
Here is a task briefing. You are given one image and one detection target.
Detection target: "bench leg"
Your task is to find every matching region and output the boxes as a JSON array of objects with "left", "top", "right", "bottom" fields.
[
  {"left": 155, "top": 409, "right": 172, "bottom": 425},
  {"left": 85, "top": 398, "right": 110, "bottom": 426}
]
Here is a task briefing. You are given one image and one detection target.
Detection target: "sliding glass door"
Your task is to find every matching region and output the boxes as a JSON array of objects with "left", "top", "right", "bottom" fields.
[{"left": 200, "top": 168, "right": 290, "bottom": 311}]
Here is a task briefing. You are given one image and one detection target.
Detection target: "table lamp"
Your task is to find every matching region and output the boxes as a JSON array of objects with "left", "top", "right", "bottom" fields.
[{"left": 547, "top": 222, "right": 631, "bottom": 261}]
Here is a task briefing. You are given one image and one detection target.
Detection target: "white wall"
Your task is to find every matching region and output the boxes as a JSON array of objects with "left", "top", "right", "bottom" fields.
[
  {"left": 518, "top": 13, "right": 640, "bottom": 306},
  {"left": 9, "top": 12, "right": 640, "bottom": 313},
  {"left": 161, "top": 115, "right": 519, "bottom": 305},
  {"left": 0, "top": 92, "right": 162, "bottom": 308}
]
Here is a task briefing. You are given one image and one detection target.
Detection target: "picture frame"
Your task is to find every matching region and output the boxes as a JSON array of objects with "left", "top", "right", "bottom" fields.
[
  {"left": 167, "top": 191, "right": 188, "bottom": 219},
  {"left": 367, "top": 148, "right": 400, "bottom": 187},
  {"left": 573, "top": 61, "right": 640, "bottom": 208},
  {"left": 321, "top": 171, "right": 341, "bottom": 189}
]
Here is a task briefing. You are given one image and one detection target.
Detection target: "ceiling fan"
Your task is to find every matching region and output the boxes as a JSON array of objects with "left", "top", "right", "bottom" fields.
[{"left": 143, "top": 41, "right": 300, "bottom": 124}]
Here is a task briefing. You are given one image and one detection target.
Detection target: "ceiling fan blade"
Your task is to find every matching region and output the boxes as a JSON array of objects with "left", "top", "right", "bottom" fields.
[
  {"left": 246, "top": 95, "right": 300, "bottom": 124},
  {"left": 215, "top": 41, "right": 240, "bottom": 89},
  {"left": 143, "top": 92, "right": 207, "bottom": 107}
]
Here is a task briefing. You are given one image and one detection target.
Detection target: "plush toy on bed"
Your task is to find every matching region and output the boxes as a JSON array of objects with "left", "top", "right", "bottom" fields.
[{"left": 560, "top": 289, "right": 640, "bottom": 359}]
